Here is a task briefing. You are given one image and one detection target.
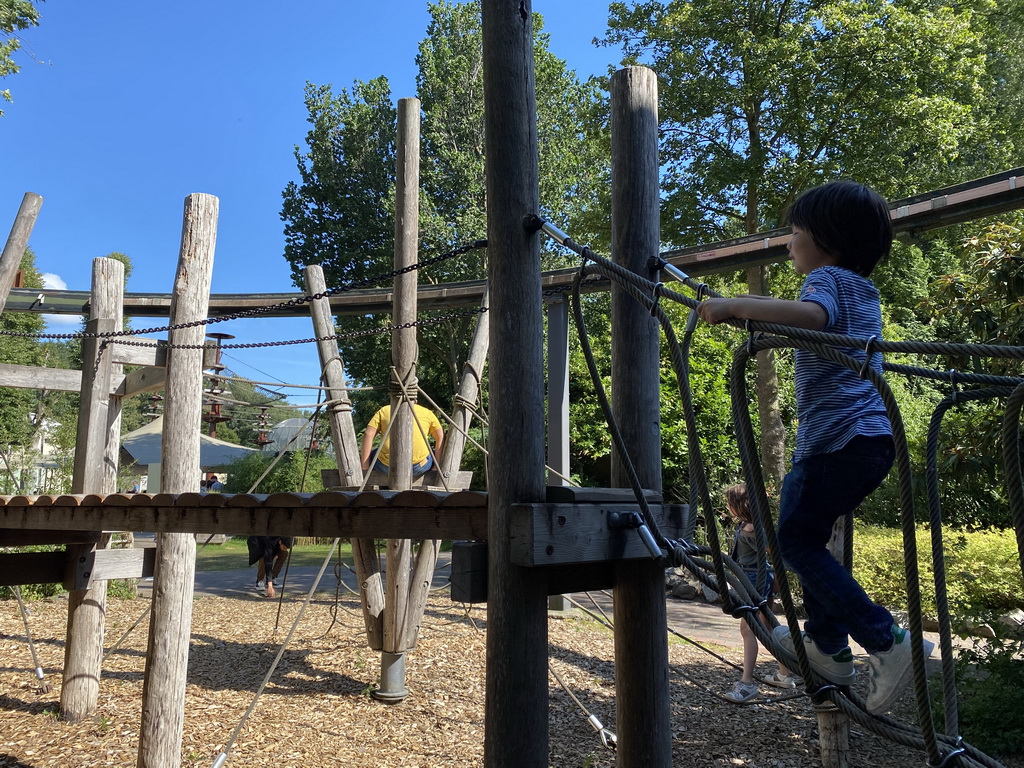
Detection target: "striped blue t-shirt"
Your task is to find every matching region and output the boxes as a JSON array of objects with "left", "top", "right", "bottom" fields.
[{"left": 793, "top": 266, "right": 892, "bottom": 462}]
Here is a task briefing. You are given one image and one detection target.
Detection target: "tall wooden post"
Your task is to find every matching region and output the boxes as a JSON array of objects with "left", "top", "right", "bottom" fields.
[
  {"left": 61, "top": 257, "right": 124, "bottom": 721},
  {"left": 377, "top": 96, "right": 420, "bottom": 702},
  {"left": 437, "top": 286, "right": 490, "bottom": 481},
  {"left": 610, "top": 66, "right": 671, "bottom": 768},
  {"left": 305, "top": 264, "right": 384, "bottom": 650},
  {"left": 138, "top": 194, "right": 217, "bottom": 768},
  {"left": 817, "top": 519, "right": 852, "bottom": 767},
  {"left": 547, "top": 296, "right": 571, "bottom": 611},
  {"left": 0, "top": 192, "right": 43, "bottom": 314},
  {"left": 481, "top": 2, "right": 548, "bottom": 766}
]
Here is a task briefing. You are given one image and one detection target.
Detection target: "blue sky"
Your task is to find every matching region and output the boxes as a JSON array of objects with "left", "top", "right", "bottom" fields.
[{"left": 1, "top": 1, "right": 621, "bottom": 403}]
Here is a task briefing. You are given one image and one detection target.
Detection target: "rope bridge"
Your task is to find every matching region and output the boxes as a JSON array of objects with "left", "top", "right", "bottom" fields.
[{"left": 538, "top": 218, "right": 1024, "bottom": 768}]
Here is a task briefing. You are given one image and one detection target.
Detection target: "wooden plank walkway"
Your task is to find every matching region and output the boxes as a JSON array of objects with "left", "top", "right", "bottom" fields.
[{"left": 0, "top": 491, "right": 489, "bottom": 541}]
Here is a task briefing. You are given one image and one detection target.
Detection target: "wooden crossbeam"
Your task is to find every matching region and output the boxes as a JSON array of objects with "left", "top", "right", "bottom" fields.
[
  {"left": 5, "top": 168, "right": 1021, "bottom": 320},
  {"left": 510, "top": 501, "right": 688, "bottom": 566},
  {"left": 0, "top": 547, "right": 156, "bottom": 588},
  {"left": 0, "top": 491, "right": 490, "bottom": 540}
]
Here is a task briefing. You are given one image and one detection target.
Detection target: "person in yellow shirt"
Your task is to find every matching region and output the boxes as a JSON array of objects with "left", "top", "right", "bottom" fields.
[{"left": 360, "top": 399, "right": 444, "bottom": 478}]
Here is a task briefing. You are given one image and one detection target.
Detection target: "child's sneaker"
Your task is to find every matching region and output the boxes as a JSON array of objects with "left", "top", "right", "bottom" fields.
[
  {"left": 866, "top": 625, "right": 935, "bottom": 714},
  {"left": 764, "top": 670, "right": 799, "bottom": 689},
  {"left": 772, "top": 626, "right": 856, "bottom": 685},
  {"left": 724, "top": 680, "right": 759, "bottom": 703}
]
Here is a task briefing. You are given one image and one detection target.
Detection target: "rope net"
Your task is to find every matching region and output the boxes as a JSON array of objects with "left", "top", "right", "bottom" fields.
[{"left": 543, "top": 220, "right": 1024, "bottom": 768}]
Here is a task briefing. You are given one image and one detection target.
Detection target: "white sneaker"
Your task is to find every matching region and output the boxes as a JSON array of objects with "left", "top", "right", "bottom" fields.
[
  {"left": 866, "top": 625, "right": 935, "bottom": 714},
  {"left": 724, "top": 680, "right": 759, "bottom": 703},
  {"left": 773, "top": 626, "right": 856, "bottom": 685},
  {"left": 764, "top": 669, "right": 799, "bottom": 689}
]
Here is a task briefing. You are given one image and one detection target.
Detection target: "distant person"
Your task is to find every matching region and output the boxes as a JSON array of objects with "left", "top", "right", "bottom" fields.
[
  {"left": 360, "top": 398, "right": 444, "bottom": 478},
  {"left": 207, "top": 473, "right": 224, "bottom": 492},
  {"left": 721, "top": 483, "right": 797, "bottom": 703},
  {"left": 697, "top": 180, "right": 933, "bottom": 713},
  {"left": 247, "top": 536, "right": 292, "bottom": 598},
  {"left": 199, "top": 479, "right": 208, "bottom": 493}
]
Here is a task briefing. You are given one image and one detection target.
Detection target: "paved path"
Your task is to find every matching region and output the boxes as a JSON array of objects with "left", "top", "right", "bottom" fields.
[{"left": 134, "top": 539, "right": 943, "bottom": 657}]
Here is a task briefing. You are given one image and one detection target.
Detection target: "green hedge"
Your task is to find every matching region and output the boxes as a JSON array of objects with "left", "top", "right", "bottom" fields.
[{"left": 854, "top": 523, "right": 1024, "bottom": 619}]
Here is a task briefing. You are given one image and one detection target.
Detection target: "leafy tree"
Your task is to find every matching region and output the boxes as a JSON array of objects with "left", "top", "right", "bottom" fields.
[
  {"left": 281, "top": 2, "right": 607, "bottom": 422},
  {"left": 223, "top": 449, "right": 336, "bottom": 494},
  {"left": 0, "top": 0, "right": 40, "bottom": 115},
  {"left": 601, "top": 0, "right": 996, "bottom": 485}
]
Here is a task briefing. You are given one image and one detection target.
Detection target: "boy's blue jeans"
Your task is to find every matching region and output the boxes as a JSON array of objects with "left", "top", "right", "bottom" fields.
[{"left": 777, "top": 435, "right": 896, "bottom": 655}]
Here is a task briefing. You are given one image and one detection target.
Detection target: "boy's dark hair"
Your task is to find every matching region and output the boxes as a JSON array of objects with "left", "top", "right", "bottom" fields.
[{"left": 787, "top": 180, "right": 893, "bottom": 277}]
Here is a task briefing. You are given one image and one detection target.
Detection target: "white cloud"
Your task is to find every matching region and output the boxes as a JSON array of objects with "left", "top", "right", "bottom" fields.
[
  {"left": 38, "top": 272, "right": 82, "bottom": 328},
  {"left": 41, "top": 273, "right": 67, "bottom": 290}
]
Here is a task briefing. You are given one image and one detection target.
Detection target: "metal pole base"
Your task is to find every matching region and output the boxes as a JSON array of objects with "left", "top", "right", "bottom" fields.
[{"left": 372, "top": 651, "right": 408, "bottom": 703}]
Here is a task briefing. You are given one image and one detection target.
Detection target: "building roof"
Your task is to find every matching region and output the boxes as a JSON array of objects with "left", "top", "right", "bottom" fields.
[{"left": 120, "top": 416, "right": 256, "bottom": 469}]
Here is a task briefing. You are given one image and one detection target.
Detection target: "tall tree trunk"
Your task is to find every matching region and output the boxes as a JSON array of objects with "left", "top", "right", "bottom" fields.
[{"left": 746, "top": 264, "right": 787, "bottom": 488}]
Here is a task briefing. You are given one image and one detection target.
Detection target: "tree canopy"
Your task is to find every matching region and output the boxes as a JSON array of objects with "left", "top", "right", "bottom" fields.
[
  {"left": 602, "top": 0, "right": 995, "bottom": 244},
  {"left": 281, "top": 1, "right": 607, "bottom": 415},
  {"left": 0, "top": 0, "right": 41, "bottom": 116}
]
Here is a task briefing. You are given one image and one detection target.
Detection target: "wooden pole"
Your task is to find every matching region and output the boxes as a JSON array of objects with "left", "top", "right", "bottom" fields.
[
  {"left": 0, "top": 192, "right": 43, "bottom": 314},
  {"left": 547, "top": 296, "right": 571, "bottom": 611},
  {"left": 481, "top": 2, "right": 548, "bottom": 765},
  {"left": 60, "top": 257, "right": 124, "bottom": 722},
  {"left": 305, "top": 264, "right": 384, "bottom": 650},
  {"left": 403, "top": 292, "right": 490, "bottom": 649},
  {"left": 610, "top": 66, "right": 672, "bottom": 768},
  {"left": 437, "top": 286, "right": 489, "bottom": 480},
  {"left": 377, "top": 96, "right": 420, "bottom": 702},
  {"left": 138, "top": 193, "right": 217, "bottom": 768},
  {"left": 817, "top": 518, "right": 852, "bottom": 767}
]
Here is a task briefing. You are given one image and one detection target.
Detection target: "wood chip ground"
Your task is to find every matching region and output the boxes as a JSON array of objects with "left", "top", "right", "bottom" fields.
[{"left": 1, "top": 591, "right": 1018, "bottom": 767}]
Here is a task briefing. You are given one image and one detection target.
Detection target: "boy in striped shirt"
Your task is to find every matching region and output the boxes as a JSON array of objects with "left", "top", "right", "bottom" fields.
[{"left": 697, "top": 180, "right": 933, "bottom": 714}]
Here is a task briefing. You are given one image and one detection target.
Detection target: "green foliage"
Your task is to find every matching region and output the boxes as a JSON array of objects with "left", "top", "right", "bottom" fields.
[
  {"left": 281, "top": 1, "right": 607, "bottom": 410},
  {"left": 0, "top": 0, "right": 40, "bottom": 114},
  {"left": 603, "top": 0, "right": 994, "bottom": 244},
  {"left": 950, "top": 631, "right": 1024, "bottom": 757},
  {"left": 853, "top": 524, "right": 1024, "bottom": 618},
  {"left": 222, "top": 449, "right": 337, "bottom": 494}
]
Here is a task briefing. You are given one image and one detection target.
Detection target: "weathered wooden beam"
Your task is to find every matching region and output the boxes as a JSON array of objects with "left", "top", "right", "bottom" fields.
[
  {"left": 110, "top": 339, "right": 168, "bottom": 367},
  {"left": 115, "top": 366, "right": 167, "bottom": 397},
  {"left": 0, "top": 492, "right": 489, "bottom": 540},
  {"left": 510, "top": 502, "right": 687, "bottom": 566},
  {"left": 62, "top": 256, "right": 125, "bottom": 724},
  {"left": 110, "top": 340, "right": 215, "bottom": 368},
  {"left": 452, "top": 541, "right": 617, "bottom": 603},
  {"left": 482, "top": 2, "right": 549, "bottom": 765},
  {"left": 0, "top": 192, "right": 43, "bottom": 315},
  {"left": 0, "top": 529, "right": 101, "bottom": 546},
  {"left": 610, "top": 65, "right": 672, "bottom": 768},
  {"left": 0, "top": 363, "right": 83, "bottom": 392},
  {"left": 0, "top": 550, "right": 66, "bottom": 586},
  {"left": 6, "top": 168, "right": 1022, "bottom": 321},
  {"left": 0, "top": 547, "right": 155, "bottom": 588},
  {"left": 64, "top": 546, "right": 156, "bottom": 589},
  {"left": 139, "top": 193, "right": 217, "bottom": 768}
]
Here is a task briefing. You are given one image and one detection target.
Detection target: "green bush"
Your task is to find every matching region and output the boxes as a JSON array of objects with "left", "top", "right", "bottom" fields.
[
  {"left": 942, "top": 630, "right": 1024, "bottom": 757},
  {"left": 854, "top": 524, "right": 1023, "bottom": 619}
]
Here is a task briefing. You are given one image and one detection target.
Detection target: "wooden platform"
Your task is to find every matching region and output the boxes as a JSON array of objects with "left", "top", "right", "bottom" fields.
[{"left": 0, "top": 490, "right": 490, "bottom": 541}]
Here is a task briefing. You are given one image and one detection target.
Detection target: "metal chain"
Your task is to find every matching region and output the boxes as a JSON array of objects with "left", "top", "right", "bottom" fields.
[
  {"left": 105, "top": 306, "right": 489, "bottom": 350},
  {"left": 0, "top": 239, "right": 488, "bottom": 343}
]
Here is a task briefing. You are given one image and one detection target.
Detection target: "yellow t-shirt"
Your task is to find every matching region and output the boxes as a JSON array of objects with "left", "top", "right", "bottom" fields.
[{"left": 367, "top": 404, "right": 442, "bottom": 466}]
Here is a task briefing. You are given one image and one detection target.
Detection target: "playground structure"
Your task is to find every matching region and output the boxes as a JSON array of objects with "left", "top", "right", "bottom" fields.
[{"left": 2, "top": 2, "right": 1024, "bottom": 767}]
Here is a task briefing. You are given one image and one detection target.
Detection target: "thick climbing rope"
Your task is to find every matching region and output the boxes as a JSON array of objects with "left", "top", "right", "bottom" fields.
[{"left": 537, "top": 218, "right": 1021, "bottom": 768}]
